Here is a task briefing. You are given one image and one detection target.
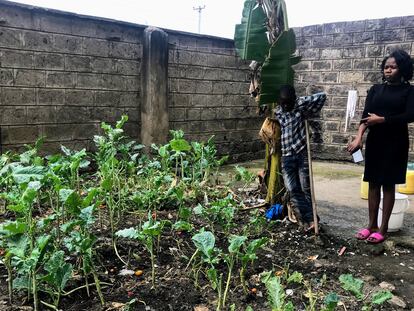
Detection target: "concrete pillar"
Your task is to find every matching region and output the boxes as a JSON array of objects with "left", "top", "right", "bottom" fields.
[{"left": 141, "top": 27, "right": 169, "bottom": 146}]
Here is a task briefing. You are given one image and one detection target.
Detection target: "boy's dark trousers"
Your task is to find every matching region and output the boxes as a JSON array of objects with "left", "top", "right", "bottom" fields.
[{"left": 281, "top": 148, "right": 313, "bottom": 223}]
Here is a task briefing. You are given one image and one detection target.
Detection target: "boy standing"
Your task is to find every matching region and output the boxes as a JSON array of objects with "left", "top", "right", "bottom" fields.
[{"left": 274, "top": 85, "right": 326, "bottom": 230}]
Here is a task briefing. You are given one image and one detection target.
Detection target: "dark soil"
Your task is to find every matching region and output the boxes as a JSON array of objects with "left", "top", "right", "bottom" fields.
[{"left": 1, "top": 199, "right": 413, "bottom": 311}]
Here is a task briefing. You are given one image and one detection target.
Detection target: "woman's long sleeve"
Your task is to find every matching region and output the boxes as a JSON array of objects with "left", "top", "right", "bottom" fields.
[
  {"left": 385, "top": 86, "right": 414, "bottom": 124},
  {"left": 360, "top": 86, "right": 375, "bottom": 122}
]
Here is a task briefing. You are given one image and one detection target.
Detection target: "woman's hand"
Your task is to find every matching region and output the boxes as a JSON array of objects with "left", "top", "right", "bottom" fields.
[
  {"left": 347, "top": 137, "right": 362, "bottom": 153},
  {"left": 361, "top": 113, "right": 385, "bottom": 126}
]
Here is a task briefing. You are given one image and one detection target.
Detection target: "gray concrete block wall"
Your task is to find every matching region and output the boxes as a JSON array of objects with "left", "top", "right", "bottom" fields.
[
  {"left": 167, "top": 34, "right": 263, "bottom": 162},
  {"left": 0, "top": 1, "right": 143, "bottom": 154},
  {"left": 0, "top": 1, "right": 263, "bottom": 162},
  {"left": 1, "top": 0, "right": 414, "bottom": 163},
  {"left": 293, "top": 16, "right": 414, "bottom": 161}
]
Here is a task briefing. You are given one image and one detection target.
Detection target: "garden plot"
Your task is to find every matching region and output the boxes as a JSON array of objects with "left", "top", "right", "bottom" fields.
[{"left": 0, "top": 116, "right": 409, "bottom": 311}]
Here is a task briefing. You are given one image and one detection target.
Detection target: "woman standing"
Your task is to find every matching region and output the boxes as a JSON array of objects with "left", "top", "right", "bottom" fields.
[{"left": 348, "top": 49, "right": 414, "bottom": 243}]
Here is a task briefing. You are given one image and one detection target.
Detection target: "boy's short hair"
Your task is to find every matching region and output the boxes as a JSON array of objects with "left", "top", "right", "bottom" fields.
[
  {"left": 279, "top": 84, "right": 296, "bottom": 100},
  {"left": 279, "top": 84, "right": 296, "bottom": 112}
]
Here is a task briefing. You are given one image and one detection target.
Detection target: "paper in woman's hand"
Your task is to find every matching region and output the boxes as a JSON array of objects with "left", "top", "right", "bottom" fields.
[{"left": 352, "top": 149, "right": 363, "bottom": 163}]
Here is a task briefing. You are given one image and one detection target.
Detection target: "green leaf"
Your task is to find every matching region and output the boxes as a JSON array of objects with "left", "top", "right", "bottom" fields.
[
  {"left": 7, "top": 204, "right": 26, "bottom": 213},
  {"left": 263, "top": 275, "right": 285, "bottom": 310},
  {"left": 339, "top": 274, "right": 364, "bottom": 300},
  {"left": 27, "top": 180, "right": 41, "bottom": 191},
  {"left": 0, "top": 221, "right": 28, "bottom": 235},
  {"left": 7, "top": 235, "right": 29, "bottom": 258},
  {"left": 82, "top": 188, "right": 98, "bottom": 207},
  {"left": 192, "top": 231, "right": 215, "bottom": 258},
  {"left": 142, "top": 220, "right": 163, "bottom": 237},
  {"left": 59, "top": 189, "right": 81, "bottom": 213},
  {"left": 60, "top": 220, "right": 80, "bottom": 234},
  {"left": 246, "top": 237, "right": 268, "bottom": 255},
  {"left": 36, "top": 234, "right": 51, "bottom": 253},
  {"left": 259, "top": 29, "right": 301, "bottom": 106},
  {"left": 101, "top": 176, "right": 113, "bottom": 191},
  {"left": 22, "top": 187, "right": 37, "bottom": 206},
  {"left": 170, "top": 139, "right": 191, "bottom": 152},
  {"left": 371, "top": 290, "right": 392, "bottom": 305},
  {"left": 116, "top": 115, "right": 128, "bottom": 129},
  {"left": 116, "top": 227, "right": 139, "bottom": 239},
  {"left": 207, "top": 267, "right": 218, "bottom": 290},
  {"left": 234, "top": 0, "right": 269, "bottom": 62},
  {"left": 59, "top": 188, "right": 75, "bottom": 203},
  {"left": 80, "top": 206, "right": 95, "bottom": 227},
  {"left": 37, "top": 214, "right": 56, "bottom": 229},
  {"left": 193, "top": 204, "right": 204, "bottom": 215},
  {"left": 13, "top": 275, "right": 30, "bottom": 290},
  {"left": 228, "top": 235, "right": 247, "bottom": 253},
  {"left": 11, "top": 165, "right": 45, "bottom": 184},
  {"left": 287, "top": 271, "right": 303, "bottom": 284},
  {"left": 173, "top": 221, "right": 193, "bottom": 232},
  {"left": 178, "top": 206, "right": 191, "bottom": 221},
  {"left": 158, "top": 145, "right": 169, "bottom": 158},
  {"left": 284, "top": 301, "right": 294, "bottom": 311},
  {"left": 44, "top": 251, "right": 73, "bottom": 290},
  {"left": 324, "top": 292, "right": 339, "bottom": 311}
]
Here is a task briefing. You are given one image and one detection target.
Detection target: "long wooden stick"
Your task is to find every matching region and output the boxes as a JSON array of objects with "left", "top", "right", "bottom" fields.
[{"left": 305, "top": 120, "right": 319, "bottom": 235}]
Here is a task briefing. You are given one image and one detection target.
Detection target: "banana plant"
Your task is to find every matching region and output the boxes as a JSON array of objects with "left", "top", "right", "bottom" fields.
[{"left": 234, "top": 0, "right": 300, "bottom": 204}]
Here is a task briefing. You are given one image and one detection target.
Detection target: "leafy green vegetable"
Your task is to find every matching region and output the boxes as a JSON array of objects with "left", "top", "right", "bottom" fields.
[
  {"left": 339, "top": 274, "right": 364, "bottom": 300},
  {"left": 371, "top": 290, "right": 392, "bottom": 305}
]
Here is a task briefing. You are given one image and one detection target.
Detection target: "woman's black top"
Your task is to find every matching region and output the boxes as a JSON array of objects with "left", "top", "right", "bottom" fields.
[{"left": 362, "top": 83, "right": 414, "bottom": 185}]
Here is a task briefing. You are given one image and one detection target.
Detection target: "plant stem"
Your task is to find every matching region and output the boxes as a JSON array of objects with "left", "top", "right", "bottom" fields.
[
  {"left": 32, "top": 270, "right": 39, "bottom": 311},
  {"left": 150, "top": 242, "right": 155, "bottom": 289},
  {"left": 61, "top": 282, "right": 112, "bottom": 296},
  {"left": 55, "top": 292, "right": 60, "bottom": 309},
  {"left": 222, "top": 261, "right": 233, "bottom": 308},
  {"left": 109, "top": 195, "right": 115, "bottom": 246},
  {"left": 82, "top": 260, "right": 90, "bottom": 297},
  {"left": 5, "top": 255, "right": 12, "bottom": 304},
  {"left": 185, "top": 249, "right": 199, "bottom": 270},
  {"left": 113, "top": 239, "right": 128, "bottom": 266},
  {"left": 91, "top": 267, "right": 105, "bottom": 306},
  {"left": 216, "top": 273, "right": 223, "bottom": 311},
  {"left": 240, "top": 266, "right": 247, "bottom": 294},
  {"left": 180, "top": 154, "right": 184, "bottom": 179},
  {"left": 40, "top": 300, "right": 59, "bottom": 310}
]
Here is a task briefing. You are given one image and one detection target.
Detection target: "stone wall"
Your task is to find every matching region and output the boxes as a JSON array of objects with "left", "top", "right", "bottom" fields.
[
  {"left": 167, "top": 35, "right": 262, "bottom": 162},
  {"left": 293, "top": 16, "right": 414, "bottom": 160},
  {"left": 1, "top": 0, "right": 414, "bottom": 162},
  {"left": 0, "top": 1, "right": 143, "bottom": 153},
  {"left": 0, "top": 0, "right": 260, "bottom": 162}
]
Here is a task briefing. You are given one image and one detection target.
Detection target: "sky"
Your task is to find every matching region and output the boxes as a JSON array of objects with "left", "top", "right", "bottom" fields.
[{"left": 8, "top": 0, "right": 414, "bottom": 39}]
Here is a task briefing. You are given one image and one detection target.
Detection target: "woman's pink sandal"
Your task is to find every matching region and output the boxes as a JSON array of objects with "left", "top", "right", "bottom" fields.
[
  {"left": 366, "top": 232, "right": 385, "bottom": 244},
  {"left": 355, "top": 228, "right": 371, "bottom": 240}
]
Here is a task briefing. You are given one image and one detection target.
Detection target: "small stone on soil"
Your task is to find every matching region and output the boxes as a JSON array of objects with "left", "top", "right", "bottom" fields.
[
  {"left": 379, "top": 281, "right": 395, "bottom": 291},
  {"left": 389, "top": 295, "right": 407, "bottom": 308}
]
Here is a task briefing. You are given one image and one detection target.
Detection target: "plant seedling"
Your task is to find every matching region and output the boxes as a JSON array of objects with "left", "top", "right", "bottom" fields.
[{"left": 116, "top": 211, "right": 168, "bottom": 289}]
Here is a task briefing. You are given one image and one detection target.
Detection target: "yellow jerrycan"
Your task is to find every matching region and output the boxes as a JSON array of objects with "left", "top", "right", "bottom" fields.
[
  {"left": 398, "top": 170, "right": 414, "bottom": 194},
  {"left": 360, "top": 175, "right": 369, "bottom": 200}
]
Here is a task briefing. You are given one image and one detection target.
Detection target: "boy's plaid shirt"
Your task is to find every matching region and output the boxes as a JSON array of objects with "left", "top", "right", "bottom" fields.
[{"left": 274, "top": 92, "right": 326, "bottom": 156}]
